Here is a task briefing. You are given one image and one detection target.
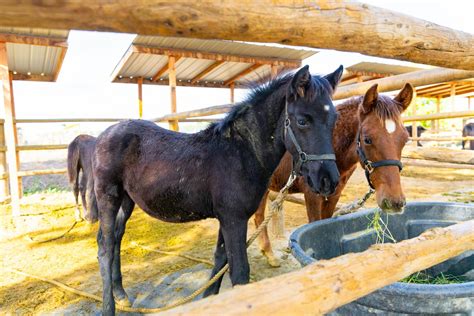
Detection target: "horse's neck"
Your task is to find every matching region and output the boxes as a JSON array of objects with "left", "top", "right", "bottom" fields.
[
  {"left": 335, "top": 101, "right": 361, "bottom": 168},
  {"left": 232, "top": 99, "right": 287, "bottom": 176}
]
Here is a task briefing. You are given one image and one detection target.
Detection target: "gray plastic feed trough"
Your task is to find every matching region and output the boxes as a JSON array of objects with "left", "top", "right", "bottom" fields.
[{"left": 289, "top": 202, "right": 474, "bottom": 315}]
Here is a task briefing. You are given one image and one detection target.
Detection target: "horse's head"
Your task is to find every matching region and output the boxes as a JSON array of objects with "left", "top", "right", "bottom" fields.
[
  {"left": 357, "top": 83, "right": 414, "bottom": 213},
  {"left": 284, "top": 65, "right": 343, "bottom": 197}
]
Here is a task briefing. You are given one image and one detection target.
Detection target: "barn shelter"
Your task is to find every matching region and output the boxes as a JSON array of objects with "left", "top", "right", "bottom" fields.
[
  {"left": 111, "top": 35, "right": 316, "bottom": 130},
  {"left": 0, "top": 27, "right": 69, "bottom": 212}
]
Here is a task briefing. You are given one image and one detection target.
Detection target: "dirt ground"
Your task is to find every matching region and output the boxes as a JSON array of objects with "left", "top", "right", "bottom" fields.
[{"left": 0, "top": 166, "right": 473, "bottom": 315}]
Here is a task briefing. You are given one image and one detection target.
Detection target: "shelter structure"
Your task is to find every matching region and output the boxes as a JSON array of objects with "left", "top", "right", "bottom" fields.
[
  {"left": 110, "top": 35, "right": 316, "bottom": 130},
  {"left": 0, "top": 27, "right": 69, "bottom": 212}
]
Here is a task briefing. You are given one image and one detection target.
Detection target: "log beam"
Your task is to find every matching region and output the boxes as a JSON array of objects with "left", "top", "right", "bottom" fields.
[
  {"left": 0, "top": 33, "right": 67, "bottom": 47},
  {"left": 402, "top": 146, "right": 474, "bottom": 165},
  {"left": 160, "top": 220, "right": 474, "bottom": 315},
  {"left": 0, "top": 2, "right": 472, "bottom": 69},
  {"left": 334, "top": 68, "right": 474, "bottom": 100}
]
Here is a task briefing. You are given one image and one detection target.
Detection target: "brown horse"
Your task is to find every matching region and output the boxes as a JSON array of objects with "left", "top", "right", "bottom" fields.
[
  {"left": 255, "top": 83, "right": 414, "bottom": 267},
  {"left": 67, "top": 134, "right": 98, "bottom": 223}
]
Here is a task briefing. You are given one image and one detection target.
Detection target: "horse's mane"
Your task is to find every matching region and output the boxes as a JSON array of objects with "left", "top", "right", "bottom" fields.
[
  {"left": 337, "top": 94, "right": 403, "bottom": 125},
  {"left": 209, "top": 72, "right": 334, "bottom": 135}
]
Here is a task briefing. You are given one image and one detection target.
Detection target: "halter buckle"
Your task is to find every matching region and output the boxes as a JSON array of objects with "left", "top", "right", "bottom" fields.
[
  {"left": 365, "top": 161, "right": 374, "bottom": 173},
  {"left": 299, "top": 152, "right": 308, "bottom": 162},
  {"left": 284, "top": 118, "right": 291, "bottom": 128}
]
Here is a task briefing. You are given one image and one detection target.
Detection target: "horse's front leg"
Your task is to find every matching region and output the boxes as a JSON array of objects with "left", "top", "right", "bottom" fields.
[
  {"left": 221, "top": 217, "right": 249, "bottom": 286},
  {"left": 202, "top": 228, "right": 227, "bottom": 297},
  {"left": 303, "top": 190, "right": 323, "bottom": 222}
]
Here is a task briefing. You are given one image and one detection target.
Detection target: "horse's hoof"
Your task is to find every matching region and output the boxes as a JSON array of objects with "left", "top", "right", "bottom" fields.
[
  {"left": 115, "top": 296, "right": 132, "bottom": 307},
  {"left": 265, "top": 253, "right": 281, "bottom": 268}
]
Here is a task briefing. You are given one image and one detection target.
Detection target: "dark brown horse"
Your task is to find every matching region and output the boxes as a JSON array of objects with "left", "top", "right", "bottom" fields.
[
  {"left": 255, "top": 83, "right": 414, "bottom": 267},
  {"left": 67, "top": 134, "right": 98, "bottom": 223},
  {"left": 92, "top": 65, "right": 344, "bottom": 315}
]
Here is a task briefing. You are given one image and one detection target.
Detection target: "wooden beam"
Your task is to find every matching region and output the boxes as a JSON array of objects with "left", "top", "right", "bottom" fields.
[
  {"left": 0, "top": 2, "right": 472, "bottom": 69},
  {"left": 168, "top": 56, "right": 179, "bottom": 131},
  {"left": 132, "top": 45, "right": 301, "bottom": 68},
  {"left": 137, "top": 77, "right": 143, "bottom": 118},
  {"left": 0, "top": 123, "right": 9, "bottom": 198},
  {"left": 403, "top": 158, "right": 474, "bottom": 170},
  {"left": 0, "top": 33, "right": 67, "bottom": 47},
  {"left": 190, "top": 60, "right": 224, "bottom": 84},
  {"left": 403, "top": 110, "right": 474, "bottom": 123},
  {"left": 11, "top": 73, "right": 55, "bottom": 82},
  {"left": 402, "top": 146, "right": 474, "bottom": 165},
  {"left": 334, "top": 68, "right": 474, "bottom": 101},
  {"left": 0, "top": 43, "right": 20, "bottom": 214},
  {"left": 151, "top": 56, "right": 181, "bottom": 82},
  {"left": 224, "top": 64, "right": 263, "bottom": 86},
  {"left": 162, "top": 220, "right": 474, "bottom": 315},
  {"left": 450, "top": 83, "right": 456, "bottom": 111},
  {"left": 152, "top": 104, "right": 234, "bottom": 122},
  {"left": 52, "top": 46, "right": 68, "bottom": 82}
]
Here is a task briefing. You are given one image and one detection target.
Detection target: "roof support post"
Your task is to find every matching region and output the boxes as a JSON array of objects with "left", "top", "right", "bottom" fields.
[
  {"left": 168, "top": 56, "right": 179, "bottom": 131},
  {"left": 0, "top": 42, "right": 20, "bottom": 215},
  {"left": 229, "top": 82, "right": 235, "bottom": 104},
  {"left": 137, "top": 77, "right": 143, "bottom": 118}
]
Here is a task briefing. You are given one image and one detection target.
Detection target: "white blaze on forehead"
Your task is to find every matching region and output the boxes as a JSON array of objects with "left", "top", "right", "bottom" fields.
[
  {"left": 324, "top": 104, "right": 330, "bottom": 111},
  {"left": 385, "top": 119, "right": 396, "bottom": 134}
]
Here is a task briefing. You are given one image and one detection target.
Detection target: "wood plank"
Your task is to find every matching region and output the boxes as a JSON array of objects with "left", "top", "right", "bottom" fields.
[
  {"left": 190, "top": 60, "right": 224, "bottom": 84},
  {"left": 224, "top": 64, "right": 263, "bottom": 86},
  {"left": 0, "top": 2, "right": 472, "bottom": 69},
  {"left": 0, "top": 123, "right": 9, "bottom": 197},
  {"left": 402, "top": 110, "right": 474, "bottom": 122},
  {"left": 161, "top": 220, "right": 474, "bottom": 315},
  {"left": 15, "top": 118, "right": 125, "bottom": 123},
  {"left": 0, "top": 33, "right": 67, "bottom": 47},
  {"left": 229, "top": 83, "right": 235, "bottom": 104},
  {"left": 17, "top": 168, "right": 67, "bottom": 177},
  {"left": 17, "top": 144, "right": 68, "bottom": 151},
  {"left": 152, "top": 104, "right": 234, "bottom": 122},
  {"left": 11, "top": 73, "right": 55, "bottom": 82},
  {"left": 403, "top": 158, "right": 474, "bottom": 170},
  {"left": 132, "top": 45, "right": 301, "bottom": 67},
  {"left": 402, "top": 146, "right": 474, "bottom": 165},
  {"left": 0, "top": 43, "right": 20, "bottom": 214}
]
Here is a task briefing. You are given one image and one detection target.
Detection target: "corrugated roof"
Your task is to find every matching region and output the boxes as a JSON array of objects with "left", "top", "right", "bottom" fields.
[
  {"left": 112, "top": 35, "right": 317, "bottom": 88},
  {"left": 0, "top": 27, "right": 69, "bottom": 82}
]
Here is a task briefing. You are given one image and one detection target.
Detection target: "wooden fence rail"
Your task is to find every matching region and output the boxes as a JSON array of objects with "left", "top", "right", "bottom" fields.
[{"left": 159, "top": 220, "right": 474, "bottom": 315}]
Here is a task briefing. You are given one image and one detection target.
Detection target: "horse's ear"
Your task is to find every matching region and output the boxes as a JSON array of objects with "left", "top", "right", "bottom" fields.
[
  {"left": 324, "top": 65, "right": 344, "bottom": 92},
  {"left": 361, "top": 84, "right": 378, "bottom": 114},
  {"left": 289, "top": 65, "right": 311, "bottom": 100},
  {"left": 394, "top": 83, "right": 414, "bottom": 112}
]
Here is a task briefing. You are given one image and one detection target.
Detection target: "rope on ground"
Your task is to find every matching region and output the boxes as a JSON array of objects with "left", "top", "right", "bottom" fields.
[
  {"left": 26, "top": 220, "right": 79, "bottom": 244},
  {"left": 7, "top": 173, "right": 298, "bottom": 314},
  {"left": 130, "top": 241, "right": 214, "bottom": 266},
  {"left": 331, "top": 188, "right": 375, "bottom": 218}
]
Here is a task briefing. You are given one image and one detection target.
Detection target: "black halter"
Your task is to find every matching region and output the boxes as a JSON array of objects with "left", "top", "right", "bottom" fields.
[
  {"left": 284, "top": 112, "right": 336, "bottom": 175},
  {"left": 356, "top": 129, "right": 403, "bottom": 189}
]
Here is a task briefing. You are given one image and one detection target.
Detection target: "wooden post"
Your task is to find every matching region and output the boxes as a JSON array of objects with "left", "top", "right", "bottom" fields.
[
  {"left": 0, "top": 42, "right": 20, "bottom": 215},
  {"left": 0, "top": 122, "right": 9, "bottom": 199},
  {"left": 229, "top": 82, "right": 235, "bottom": 104},
  {"left": 168, "top": 56, "right": 179, "bottom": 131},
  {"left": 137, "top": 77, "right": 143, "bottom": 119},
  {"left": 435, "top": 96, "right": 441, "bottom": 132}
]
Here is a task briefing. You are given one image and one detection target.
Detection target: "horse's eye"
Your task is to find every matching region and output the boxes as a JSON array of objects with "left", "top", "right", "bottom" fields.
[
  {"left": 297, "top": 119, "right": 307, "bottom": 127},
  {"left": 364, "top": 137, "right": 372, "bottom": 145}
]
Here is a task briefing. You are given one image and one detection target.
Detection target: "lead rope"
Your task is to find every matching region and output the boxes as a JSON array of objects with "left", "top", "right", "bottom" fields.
[
  {"left": 331, "top": 187, "right": 375, "bottom": 218},
  {"left": 6, "top": 171, "right": 298, "bottom": 314}
]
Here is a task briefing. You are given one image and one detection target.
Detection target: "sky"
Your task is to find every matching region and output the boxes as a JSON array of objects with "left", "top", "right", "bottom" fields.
[{"left": 8, "top": 0, "right": 474, "bottom": 120}]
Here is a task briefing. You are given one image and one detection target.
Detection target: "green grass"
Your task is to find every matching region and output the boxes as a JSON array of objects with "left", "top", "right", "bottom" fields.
[
  {"left": 401, "top": 271, "right": 466, "bottom": 284},
  {"left": 366, "top": 209, "right": 397, "bottom": 244},
  {"left": 23, "top": 183, "right": 70, "bottom": 196}
]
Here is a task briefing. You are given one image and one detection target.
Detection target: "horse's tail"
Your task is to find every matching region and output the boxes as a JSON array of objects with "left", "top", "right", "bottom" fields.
[{"left": 67, "top": 137, "right": 81, "bottom": 206}]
